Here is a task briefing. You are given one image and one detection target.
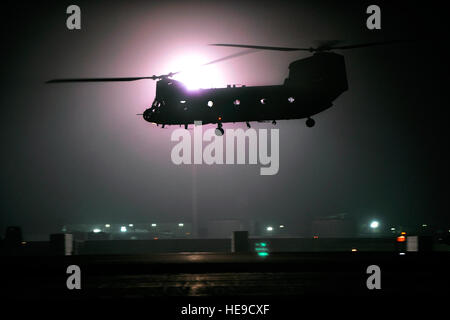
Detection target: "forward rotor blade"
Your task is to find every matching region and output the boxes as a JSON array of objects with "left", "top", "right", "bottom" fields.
[
  {"left": 201, "top": 49, "right": 259, "bottom": 66},
  {"left": 210, "top": 43, "right": 313, "bottom": 52},
  {"left": 170, "top": 49, "right": 260, "bottom": 76},
  {"left": 46, "top": 76, "right": 159, "bottom": 83}
]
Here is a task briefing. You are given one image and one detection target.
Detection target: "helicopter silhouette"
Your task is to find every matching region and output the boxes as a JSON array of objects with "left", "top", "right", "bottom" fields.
[{"left": 47, "top": 40, "right": 401, "bottom": 136}]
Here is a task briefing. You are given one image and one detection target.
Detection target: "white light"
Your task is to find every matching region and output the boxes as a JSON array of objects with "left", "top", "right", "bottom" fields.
[
  {"left": 399, "top": 252, "right": 406, "bottom": 256},
  {"left": 169, "top": 53, "right": 224, "bottom": 90},
  {"left": 151, "top": 223, "right": 157, "bottom": 227},
  {"left": 207, "top": 100, "right": 213, "bottom": 107},
  {"left": 233, "top": 99, "right": 240, "bottom": 106},
  {"left": 266, "top": 226, "right": 273, "bottom": 231},
  {"left": 93, "top": 228, "right": 101, "bottom": 233},
  {"left": 105, "top": 224, "right": 110, "bottom": 228},
  {"left": 370, "top": 221, "right": 379, "bottom": 229},
  {"left": 422, "top": 224, "right": 427, "bottom": 227},
  {"left": 178, "top": 223, "right": 184, "bottom": 227},
  {"left": 129, "top": 224, "right": 133, "bottom": 227},
  {"left": 390, "top": 227, "right": 395, "bottom": 231},
  {"left": 288, "top": 97, "right": 295, "bottom": 103},
  {"left": 279, "top": 225, "right": 285, "bottom": 228},
  {"left": 121, "top": 226, "right": 127, "bottom": 232},
  {"left": 180, "top": 100, "right": 186, "bottom": 104}
]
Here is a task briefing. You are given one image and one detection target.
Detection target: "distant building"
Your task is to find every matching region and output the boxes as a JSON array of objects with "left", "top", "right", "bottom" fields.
[
  {"left": 311, "top": 213, "right": 356, "bottom": 238},
  {"left": 62, "top": 222, "right": 192, "bottom": 240},
  {"left": 206, "top": 219, "right": 248, "bottom": 238}
]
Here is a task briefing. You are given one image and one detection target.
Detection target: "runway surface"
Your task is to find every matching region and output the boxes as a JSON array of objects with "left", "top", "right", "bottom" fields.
[{"left": 1, "top": 252, "right": 448, "bottom": 300}]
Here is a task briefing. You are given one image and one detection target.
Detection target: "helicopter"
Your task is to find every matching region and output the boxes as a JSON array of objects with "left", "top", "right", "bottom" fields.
[{"left": 47, "top": 40, "right": 401, "bottom": 136}]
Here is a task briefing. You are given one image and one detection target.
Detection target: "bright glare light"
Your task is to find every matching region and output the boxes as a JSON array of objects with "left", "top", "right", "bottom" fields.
[
  {"left": 390, "top": 227, "right": 395, "bottom": 231},
  {"left": 120, "top": 226, "right": 127, "bottom": 232},
  {"left": 151, "top": 223, "right": 157, "bottom": 227},
  {"left": 370, "top": 221, "right": 379, "bottom": 229},
  {"left": 129, "top": 224, "right": 134, "bottom": 227},
  {"left": 266, "top": 226, "right": 273, "bottom": 231},
  {"left": 168, "top": 54, "right": 224, "bottom": 90},
  {"left": 178, "top": 223, "right": 184, "bottom": 227},
  {"left": 105, "top": 224, "right": 110, "bottom": 228},
  {"left": 351, "top": 248, "right": 358, "bottom": 252},
  {"left": 279, "top": 225, "right": 285, "bottom": 228},
  {"left": 93, "top": 228, "right": 101, "bottom": 233}
]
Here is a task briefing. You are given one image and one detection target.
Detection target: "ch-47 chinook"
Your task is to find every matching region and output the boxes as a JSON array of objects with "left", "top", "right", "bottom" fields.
[{"left": 47, "top": 40, "right": 401, "bottom": 135}]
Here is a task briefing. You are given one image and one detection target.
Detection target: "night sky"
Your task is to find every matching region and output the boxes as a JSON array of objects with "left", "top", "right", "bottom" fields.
[{"left": 1, "top": 0, "right": 448, "bottom": 238}]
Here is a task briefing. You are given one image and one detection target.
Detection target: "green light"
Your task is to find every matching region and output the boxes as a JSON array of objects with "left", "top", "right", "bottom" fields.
[
  {"left": 258, "top": 252, "right": 269, "bottom": 257},
  {"left": 260, "top": 242, "right": 266, "bottom": 247}
]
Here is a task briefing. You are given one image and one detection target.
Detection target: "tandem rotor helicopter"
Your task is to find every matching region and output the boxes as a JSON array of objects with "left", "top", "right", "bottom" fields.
[{"left": 47, "top": 40, "right": 402, "bottom": 135}]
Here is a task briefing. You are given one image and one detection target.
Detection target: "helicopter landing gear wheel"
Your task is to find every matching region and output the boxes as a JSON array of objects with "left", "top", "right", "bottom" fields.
[
  {"left": 306, "top": 117, "right": 315, "bottom": 128},
  {"left": 215, "top": 127, "right": 224, "bottom": 136},
  {"left": 215, "top": 123, "right": 224, "bottom": 136}
]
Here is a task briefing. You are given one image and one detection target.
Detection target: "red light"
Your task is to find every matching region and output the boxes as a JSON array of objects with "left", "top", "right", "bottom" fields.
[
  {"left": 397, "top": 236, "right": 406, "bottom": 243},
  {"left": 218, "top": 116, "right": 222, "bottom": 121},
  {"left": 153, "top": 237, "right": 158, "bottom": 240},
  {"left": 313, "top": 235, "right": 319, "bottom": 239}
]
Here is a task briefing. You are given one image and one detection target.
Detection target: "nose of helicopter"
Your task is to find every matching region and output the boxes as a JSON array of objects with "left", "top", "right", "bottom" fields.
[{"left": 143, "top": 108, "right": 153, "bottom": 122}]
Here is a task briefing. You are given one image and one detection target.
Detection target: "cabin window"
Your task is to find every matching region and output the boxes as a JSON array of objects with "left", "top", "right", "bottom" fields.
[
  {"left": 207, "top": 100, "right": 214, "bottom": 107},
  {"left": 288, "top": 97, "right": 295, "bottom": 103}
]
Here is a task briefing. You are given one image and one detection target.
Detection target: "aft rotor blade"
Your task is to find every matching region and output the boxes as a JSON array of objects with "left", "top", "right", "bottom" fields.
[
  {"left": 210, "top": 43, "right": 313, "bottom": 52},
  {"left": 46, "top": 76, "right": 159, "bottom": 83},
  {"left": 327, "top": 40, "right": 411, "bottom": 50}
]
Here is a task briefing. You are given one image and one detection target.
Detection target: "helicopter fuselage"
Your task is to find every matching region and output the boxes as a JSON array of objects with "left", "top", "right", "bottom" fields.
[{"left": 143, "top": 52, "right": 348, "bottom": 128}]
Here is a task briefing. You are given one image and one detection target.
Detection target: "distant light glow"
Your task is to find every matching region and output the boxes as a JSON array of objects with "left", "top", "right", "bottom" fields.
[
  {"left": 233, "top": 99, "right": 240, "bottom": 106},
  {"left": 121, "top": 226, "right": 127, "bottom": 232},
  {"left": 390, "top": 227, "right": 395, "bottom": 231},
  {"left": 129, "top": 224, "right": 134, "bottom": 227},
  {"left": 399, "top": 252, "right": 406, "bottom": 255},
  {"left": 258, "top": 252, "right": 269, "bottom": 257},
  {"left": 207, "top": 100, "right": 213, "bottom": 107},
  {"left": 288, "top": 97, "right": 295, "bottom": 103},
  {"left": 169, "top": 54, "right": 224, "bottom": 90},
  {"left": 422, "top": 224, "right": 427, "bottom": 227},
  {"left": 178, "top": 223, "right": 184, "bottom": 227},
  {"left": 279, "top": 225, "right": 285, "bottom": 228},
  {"left": 266, "top": 226, "right": 273, "bottom": 231},
  {"left": 93, "top": 228, "right": 101, "bottom": 233},
  {"left": 351, "top": 248, "right": 357, "bottom": 252},
  {"left": 105, "top": 224, "right": 111, "bottom": 228},
  {"left": 370, "top": 221, "right": 379, "bottom": 229},
  {"left": 151, "top": 223, "right": 157, "bottom": 227},
  {"left": 397, "top": 235, "right": 406, "bottom": 242}
]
